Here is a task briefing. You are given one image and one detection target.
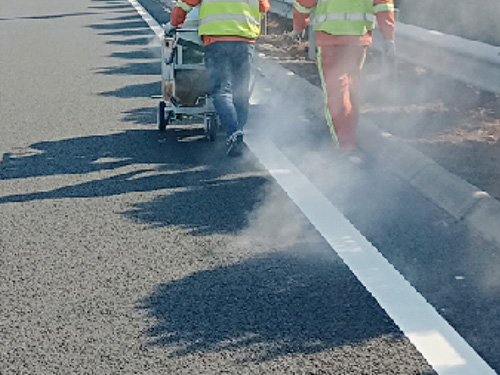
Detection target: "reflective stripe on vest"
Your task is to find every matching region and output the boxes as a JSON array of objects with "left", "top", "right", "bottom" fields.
[
  {"left": 198, "top": 0, "right": 261, "bottom": 38},
  {"left": 310, "top": 0, "right": 377, "bottom": 35},
  {"left": 177, "top": 0, "right": 193, "bottom": 13},
  {"left": 294, "top": 2, "right": 314, "bottom": 15},
  {"left": 312, "top": 12, "right": 375, "bottom": 24},
  {"left": 200, "top": 14, "right": 260, "bottom": 27},
  {"left": 374, "top": 2, "right": 395, "bottom": 13}
]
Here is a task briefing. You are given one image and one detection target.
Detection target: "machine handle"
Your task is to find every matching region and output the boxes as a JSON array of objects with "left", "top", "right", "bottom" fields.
[{"left": 175, "top": 28, "right": 198, "bottom": 33}]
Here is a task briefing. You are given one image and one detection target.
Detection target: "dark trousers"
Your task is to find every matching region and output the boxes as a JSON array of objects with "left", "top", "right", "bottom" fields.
[{"left": 204, "top": 41, "right": 255, "bottom": 137}]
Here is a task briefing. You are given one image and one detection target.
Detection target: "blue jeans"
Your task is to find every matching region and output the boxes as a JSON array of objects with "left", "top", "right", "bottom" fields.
[{"left": 204, "top": 41, "right": 254, "bottom": 137}]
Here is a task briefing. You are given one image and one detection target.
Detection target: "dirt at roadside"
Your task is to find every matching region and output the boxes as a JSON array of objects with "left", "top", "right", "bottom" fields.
[{"left": 256, "top": 12, "right": 500, "bottom": 201}]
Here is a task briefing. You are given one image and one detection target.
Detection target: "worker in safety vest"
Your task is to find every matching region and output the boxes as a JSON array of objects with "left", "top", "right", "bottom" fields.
[
  {"left": 291, "top": 0, "right": 396, "bottom": 161},
  {"left": 164, "top": 0, "right": 271, "bottom": 157}
]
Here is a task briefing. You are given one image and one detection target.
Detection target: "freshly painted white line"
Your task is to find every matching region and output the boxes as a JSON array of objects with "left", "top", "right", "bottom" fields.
[
  {"left": 129, "top": 1, "right": 497, "bottom": 374},
  {"left": 244, "top": 136, "right": 496, "bottom": 375},
  {"left": 127, "top": 0, "right": 164, "bottom": 38}
]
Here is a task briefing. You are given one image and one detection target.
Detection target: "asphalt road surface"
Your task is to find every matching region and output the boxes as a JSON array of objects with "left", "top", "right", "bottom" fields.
[{"left": 1, "top": 0, "right": 498, "bottom": 374}]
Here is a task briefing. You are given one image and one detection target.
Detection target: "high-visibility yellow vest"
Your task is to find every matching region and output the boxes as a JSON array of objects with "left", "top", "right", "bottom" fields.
[
  {"left": 178, "top": 0, "right": 261, "bottom": 38},
  {"left": 294, "top": 0, "right": 394, "bottom": 35}
]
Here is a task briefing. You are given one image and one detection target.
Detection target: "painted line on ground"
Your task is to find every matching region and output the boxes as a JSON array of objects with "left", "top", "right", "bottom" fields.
[
  {"left": 129, "top": 1, "right": 497, "bottom": 374},
  {"left": 245, "top": 135, "right": 496, "bottom": 375},
  {"left": 128, "top": 0, "right": 164, "bottom": 38}
]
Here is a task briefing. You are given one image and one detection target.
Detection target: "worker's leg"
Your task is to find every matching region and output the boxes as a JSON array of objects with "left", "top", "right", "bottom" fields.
[
  {"left": 204, "top": 42, "right": 239, "bottom": 137},
  {"left": 231, "top": 42, "right": 254, "bottom": 130},
  {"left": 317, "top": 45, "right": 367, "bottom": 150}
]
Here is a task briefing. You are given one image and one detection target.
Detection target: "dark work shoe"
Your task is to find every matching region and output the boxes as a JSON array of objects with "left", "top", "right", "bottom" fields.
[{"left": 226, "top": 131, "right": 244, "bottom": 157}]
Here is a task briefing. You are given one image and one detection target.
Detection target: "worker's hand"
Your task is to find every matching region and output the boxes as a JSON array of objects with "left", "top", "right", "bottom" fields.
[
  {"left": 163, "top": 22, "right": 177, "bottom": 37},
  {"left": 287, "top": 29, "right": 306, "bottom": 43}
]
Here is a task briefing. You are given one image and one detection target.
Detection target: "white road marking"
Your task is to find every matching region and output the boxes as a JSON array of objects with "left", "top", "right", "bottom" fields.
[
  {"left": 127, "top": 0, "right": 164, "bottom": 38},
  {"left": 129, "top": 1, "right": 497, "bottom": 374},
  {"left": 245, "top": 136, "right": 496, "bottom": 375}
]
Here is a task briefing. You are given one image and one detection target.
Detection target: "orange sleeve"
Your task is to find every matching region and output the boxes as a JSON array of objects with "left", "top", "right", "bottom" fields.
[
  {"left": 259, "top": 0, "right": 271, "bottom": 14},
  {"left": 293, "top": 0, "right": 314, "bottom": 32},
  {"left": 296, "top": 0, "right": 317, "bottom": 9},
  {"left": 170, "top": 7, "right": 187, "bottom": 27},
  {"left": 374, "top": 0, "right": 395, "bottom": 40},
  {"left": 293, "top": 9, "right": 309, "bottom": 32},
  {"left": 375, "top": 11, "right": 395, "bottom": 40},
  {"left": 170, "top": 0, "right": 201, "bottom": 27}
]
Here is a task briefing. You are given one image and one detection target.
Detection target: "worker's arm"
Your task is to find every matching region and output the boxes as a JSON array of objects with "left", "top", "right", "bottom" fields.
[
  {"left": 374, "top": 0, "right": 395, "bottom": 40},
  {"left": 259, "top": 0, "right": 271, "bottom": 14},
  {"left": 293, "top": 0, "right": 316, "bottom": 31},
  {"left": 170, "top": 0, "right": 201, "bottom": 27}
]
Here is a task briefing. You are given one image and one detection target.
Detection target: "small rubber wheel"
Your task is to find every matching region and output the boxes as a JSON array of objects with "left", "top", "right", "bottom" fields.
[
  {"left": 158, "top": 101, "right": 166, "bottom": 131},
  {"left": 206, "top": 114, "right": 217, "bottom": 141}
]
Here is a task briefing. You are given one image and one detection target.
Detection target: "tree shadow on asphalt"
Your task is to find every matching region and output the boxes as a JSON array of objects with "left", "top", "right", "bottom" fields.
[
  {"left": 98, "top": 28, "right": 155, "bottom": 36},
  {"left": 135, "top": 250, "right": 429, "bottom": 368},
  {"left": 89, "top": 20, "right": 150, "bottom": 30},
  {"left": 110, "top": 49, "right": 157, "bottom": 59},
  {"left": 125, "top": 171, "right": 267, "bottom": 235},
  {"left": 96, "top": 60, "right": 159, "bottom": 74},
  {"left": 2, "top": 0, "right": 268, "bottom": 237},
  {"left": 107, "top": 36, "right": 156, "bottom": 46},
  {"left": 105, "top": 14, "right": 144, "bottom": 22},
  {"left": 0, "top": 128, "right": 269, "bottom": 236},
  {"left": 11, "top": 12, "right": 98, "bottom": 20},
  {"left": 89, "top": 4, "right": 133, "bottom": 10},
  {"left": 122, "top": 106, "right": 158, "bottom": 123},
  {"left": 87, "top": 6, "right": 162, "bottom": 82}
]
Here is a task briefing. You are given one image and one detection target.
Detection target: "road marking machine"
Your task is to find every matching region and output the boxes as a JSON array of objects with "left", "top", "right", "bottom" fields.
[{"left": 157, "top": 10, "right": 219, "bottom": 141}]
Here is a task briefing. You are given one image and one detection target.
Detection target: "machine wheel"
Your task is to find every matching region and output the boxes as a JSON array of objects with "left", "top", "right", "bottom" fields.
[
  {"left": 158, "top": 102, "right": 174, "bottom": 132},
  {"left": 158, "top": 101, "right": 166, "bottom": 131},
  {"left": 205, "top": 114, "right": 217, "bottom": 141}
]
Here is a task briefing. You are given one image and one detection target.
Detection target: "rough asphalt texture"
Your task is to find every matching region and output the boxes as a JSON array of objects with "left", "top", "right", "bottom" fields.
[{"left": 0, "top": 0, "right": 438, "bottom": 374}]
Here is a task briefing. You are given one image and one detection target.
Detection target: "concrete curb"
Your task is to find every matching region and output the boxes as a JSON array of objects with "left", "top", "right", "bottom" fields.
[{"left": 256, "top": 53, "right": 500, "bottom": 248}]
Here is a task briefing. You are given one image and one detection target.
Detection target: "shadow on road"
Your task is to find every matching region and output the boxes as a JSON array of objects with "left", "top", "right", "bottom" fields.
[
  {"left": 89, "top": 4, "right": 133, "bottom": 10},
  {"left": 98, "top": 28, "right": 155, "bottom": 36},
  {"left": 0, "top": 129, "right": 268, "bottom": 236},
  {"left": 96, "top": 60, "right": 158, "bottom": 74},
  {"left": 0, "top": 0, "right": 266, "bottom": 239},
  {"left": 12, "top": 12, "right": 98, "bottom": 20},
  {"left": 89, "top": 20, "right": 150, "bottom": 30},
  {"left": 125, "top": 171, "right": 267, "bottom": 235},
  {"left": 136, "top": 250, "right": 412, "bottom": 364},
  {"left": 100, "top": 81, "right": 160, "bottom": 98},
  {"left": 85, "top": 2, "right": 162, "bottom": 96}
]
